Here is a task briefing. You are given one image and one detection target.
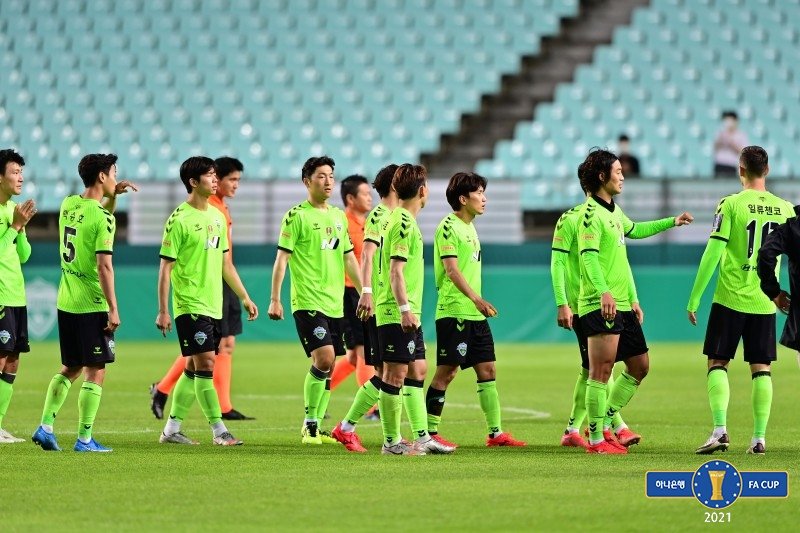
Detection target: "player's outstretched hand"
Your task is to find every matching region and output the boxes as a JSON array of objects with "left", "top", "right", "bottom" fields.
[
  {"left": 105, "top": 308, "right": 121, "bottom": 333},
  {"left": 631, "top": 302, "right": 644, "bottom": 324},
  {"left": 556, "top": 304, "right": 573, "bottom": 330},
  {"left": 474, "top": 297, "right": 498, "bottom": 318},
  {"left": 114, "top": 180, "right": 139, "bottom": 196},
  {"left": 268, "top": 300, "right": 284, "bottom": 320},
  {"left": 687, "top": 310, "right": 697, "bottom": 326},
  {"left": 156, "top": 311, "right": 172, "bottom": 336},
  {"left": 356, "top": 293, "right": 373, "bottom": 321},
  {"left": 674, "top": 212, "right": 694, "bottom": 226},
  {"left": 12, "top": 199, "right": 37, "bottom": 229},
  {"left": 243, "top": 298, "right": 259, "bottom": 320},
  {"left": 601, "top": 292, "right": 616, "bottom": 321},
  {"left": 773, "top": 291, "right": 791, "bottom": 315},
  {"left": 400, "top": 310, "right": 419, "bottom": 333}
]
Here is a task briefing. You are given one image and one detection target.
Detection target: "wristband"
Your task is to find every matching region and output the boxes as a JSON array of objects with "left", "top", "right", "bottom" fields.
[
  {"left": 398, "top": 303, "right": 411, "bottom": 313},
  {"left": 362, "top": 287, "right": 372, "bottom": 294}
]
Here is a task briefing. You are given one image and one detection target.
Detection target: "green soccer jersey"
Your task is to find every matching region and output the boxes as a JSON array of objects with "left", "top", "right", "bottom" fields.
[
  {"left": 0, "top": 199, "right": 31, "bottom": 306},
  {"left": 375, "top": 207, "right": 424, "bottom": 326},
  {"left": 159, "top": 202, "right": 229, "bottom": 319},
  {"left": 57, "top": 195, "right": 116, "bottom": 313},
  {"left": 277, "top": 201, "right": 353, "bottom": 318},
  {"left": 577, "top": 196, "right": 636, "bottom": 316},
  {"left": 707, "top": 189, "right": 793, "bottom": 314},
  {"left": 364, "top": 203, "right": 391, "bottom": 289},
  {"left": 434, "top": 213, "right": 483, "bottom": 321},
  {"left": 551, "top": 205, "right": 582, "bottom": 311}
]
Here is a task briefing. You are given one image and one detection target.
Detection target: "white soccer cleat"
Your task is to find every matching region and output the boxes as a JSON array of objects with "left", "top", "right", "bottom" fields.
[
  {"left": 159, "top": 431, "right": 199, "bottom": 445},
  {"left": 212, "top": 431, "right": 243, "bottom": 446},
  {"left": 415, "top": 436, "right": 456, "bottom": 454},
  {"left": 0, "top": 428, "right": 25, "bottom": 443},
  {"left": 381, "top": 441, "right": 426, "bottom": 456}
]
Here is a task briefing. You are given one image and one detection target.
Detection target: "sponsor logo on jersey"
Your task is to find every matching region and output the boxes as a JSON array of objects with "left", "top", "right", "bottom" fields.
[
  {"left": 313, "top": 326, "right": 326, "bottom": 339},
  {"left": 321, "top": 237, "right": 340, "bottom": 250},
  {"left": 194, "top": 331, "right": 208, "bottom": 345}
]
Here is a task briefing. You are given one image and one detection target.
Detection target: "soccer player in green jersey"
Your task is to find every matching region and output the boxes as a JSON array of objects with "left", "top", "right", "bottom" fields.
[
  {"left": 268, "top": 156, "right": 363, "bottom": 445},
  {"left": 331, "top": 163, "right": 398, "bottom": 452},
  {"left": 0, "top": 149, "right": 36, "bottom": 444},
  {"left": 424, "top": 172, "right": 525, "bottom": 448},
  {"left": 375, "top": 164, "right": 454, "bottom": 455},
  {"left": 688, "top": 146, "right": 792, "bottom": 456},
  {"left": 577, "top": 149, "right": 693, "bottom": 454},
  {"left": 32, "top": 154, "right": 125, "bottom": 452},
  {"left": 156, "top": 157, "right": 258, "bottom": 446}
]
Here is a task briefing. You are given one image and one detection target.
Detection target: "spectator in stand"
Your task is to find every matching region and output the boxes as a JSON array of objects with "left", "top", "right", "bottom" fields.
[{"left": 713, "top": 111, "right": 748, "bottom": 178}]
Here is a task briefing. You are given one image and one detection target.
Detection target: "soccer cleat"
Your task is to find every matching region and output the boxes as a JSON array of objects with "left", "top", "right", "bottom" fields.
[
  {"left": 0, "top": 428, "right": 25, "bottom": 443},
  {"left": 212, "top": 431, "right": 243, "bottom": 446},
  {"left": 32, "top": 426, "right": 61, "bottom": 451},
  {"left": 746, "top": 442, "right": 766, "bottom": 455},
  {"left": 603, "top": 430, "right": 627, "bottom": 452},
  {"left": 431, "top": 433, "right": 459, "bottom": 448},
  {"left": 487, "top": 432, "right": 527, "bottom": 447},
  {"left": 221, "top": 408, "right": 255, "bottom": 421},
  {"left": 381, "top": 441, "right": 426, "bottom": 456},
  {"left": 615, "top": 428, "right": 641, "bottom": 448},
  {"left": 301, "top": 422, "right": 322, "bottom": 445},
  {"left": 586, "top": 440, "right": 627, "bottom": 454},
  {"left": 561, "top": 430, "right": 589, "bottom": 449},
  {"left": 149, "top": 383, "right": 168, "bottom": 420},
  {"left": 331, "top": 423, "right": 367, "bottom": 452},
  {"left": 318, "top": 429, "right": 338, "bottom": 444},
  {"left": 416, "top": 436, "right": 455, "bottom": 454},
  {"left": 74, "top": 438, "right": 113, "bottom": 452},
  {"left": 695, "top": 432, "right": 730, "bottom": 455},
  {"left": 159, "top": 431, "right": 199, "bottom": 445}
]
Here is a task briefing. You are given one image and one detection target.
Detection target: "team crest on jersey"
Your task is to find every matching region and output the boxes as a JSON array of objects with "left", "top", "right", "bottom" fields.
[
  {"left": 313, "top": 326, "right": 327, "bottom": 340},
  {"left": 457, "top": 342, "right": 467, "bottom": 357},
  {"left": 335, "top": 222, "right": 343, "bottom": 232},
  {"left": 108, "top": 339, "right": 115, "bottom": 355},
  {"left": 407, "top": 340, "right": 416, "bottom": 354},
  {"left": 326, "top": 226, "right": 333, "bottom": 236},
  {"left": 194, "top": 331, "right": 208, "bottom": 345},
  {"left": 0, "top": 330, "right": 10, "bottom": 344}
]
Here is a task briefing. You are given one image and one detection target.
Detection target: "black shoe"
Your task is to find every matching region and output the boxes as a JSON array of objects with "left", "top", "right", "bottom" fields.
[
  {"left": 221, "top": 408, "right": 255, "bottom": 421},
  {"left": 150, "top": 383, "right": 168, "bottom": 420}
]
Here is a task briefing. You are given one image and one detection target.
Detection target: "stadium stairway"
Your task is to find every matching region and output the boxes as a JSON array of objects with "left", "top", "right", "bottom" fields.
[{"left": 423, "top": 0, "right": 649, "bottom": 179}]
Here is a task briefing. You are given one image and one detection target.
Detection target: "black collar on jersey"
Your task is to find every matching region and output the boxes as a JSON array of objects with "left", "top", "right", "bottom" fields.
[{"left": 591, "top": 194, "right": 615, "bottom": 212}]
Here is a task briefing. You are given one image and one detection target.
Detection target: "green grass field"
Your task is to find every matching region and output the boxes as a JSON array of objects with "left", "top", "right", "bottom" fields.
[{"left": 4, "top": 341, "right": 799, "bottom": 532}]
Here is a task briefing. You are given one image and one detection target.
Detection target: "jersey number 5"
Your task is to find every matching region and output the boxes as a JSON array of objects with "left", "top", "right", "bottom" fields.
[
  {"left": 745, "top": 220, "right": 778, "bottom": 259},
  {"left": 62, "top": 226, "right": 77, "bottom": 263}
]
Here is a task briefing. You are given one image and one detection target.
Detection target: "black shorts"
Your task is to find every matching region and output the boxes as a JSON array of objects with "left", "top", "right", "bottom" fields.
[
  {"left": 364, "top": 315, "right": 380, "bottom": 366},
  {"left": 175, "top": 314, "right": 222, "bottom": 357},
  {"left": 572, "top": 317, "right": 589, "bottom": 370},
  {"left": 703, "top": 303, "right": 777, "bottom": 363},
  {"left": 580, "top": 309, "right": 648, "bottom": 361},
  {"left": 219, "top": 281, "right": 243, "bottom": 338},
  {"left": 57, "top": 310, "right": 115, "bottom": 367},
  {"left": 293, "top": 310, "right": 346, "bottom": 357},
  {"left": 435, "top": 317, "right": 495, "bottom": 369},
  {"left": 0, "top": 305, "right": 30, "bottom": 354},
  {"left": 377, "top": 324, "right": 426, "bottom": 363},
  {"left": 342, "top": 287, "right": 365, "bottom": 349}
]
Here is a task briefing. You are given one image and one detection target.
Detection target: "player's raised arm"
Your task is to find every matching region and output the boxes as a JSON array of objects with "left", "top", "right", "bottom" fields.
[
  {"left": 102, "top": 180, "right": 139, "bottom": 214},
  {"left": 622, "top": 210, "right": 693, "bottom": 240},
  {"left": 268, "top": 248, "right": 290, "bottom": 320},
  {"left": 222, "top": 251, "right": 258, "bottom": 320}
]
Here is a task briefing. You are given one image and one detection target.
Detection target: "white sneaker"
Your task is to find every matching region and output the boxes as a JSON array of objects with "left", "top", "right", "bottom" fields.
[
  {"left": 0, "top": 428, "right": 25, "bottom": 443},
  {"left": 159, "top": 431, "right": 199, "bottom": 445},
  {"left": 416, "top": 436, "right": 455, "bottom": 454}
]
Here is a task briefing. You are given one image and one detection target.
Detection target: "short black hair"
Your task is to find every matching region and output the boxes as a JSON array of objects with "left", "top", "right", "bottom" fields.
[
  {"left": 618, "top": 134, "right": 630, "bottom": 142},
  {"left": 78, "top": 154, "right": 118, "bottom": 188},
  {"left": 179, "top": 156, "right": 216, "bottom": 194},
  {"left": 340, "top": 174, "right": 369, "bottom": 205},
  {"left": 740, "top": 146, "right": 769, "bottom": 178},
  {"left": 0, "top": 149, "right": 25, "bottom": 175},
  {"left": 578, "top": 148, "right": 618, "bottom": 194},
  {"left": 215, "top": 156, "right": 243, "bottom": 180},
  {"left": 445, "top": 172, "right": 487, "bottom": 211},
  {"left": 301, "top": 155, "right": 335, "bottom": 181},
  {"left": 373, "top": 164, "right": 399, "bottom": 198},
  {"left": 392, "top": 164, "right": 427, "bottom": 201},
  {"left": 721, "top": 110, "right": 738, "bottom": 120}
]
